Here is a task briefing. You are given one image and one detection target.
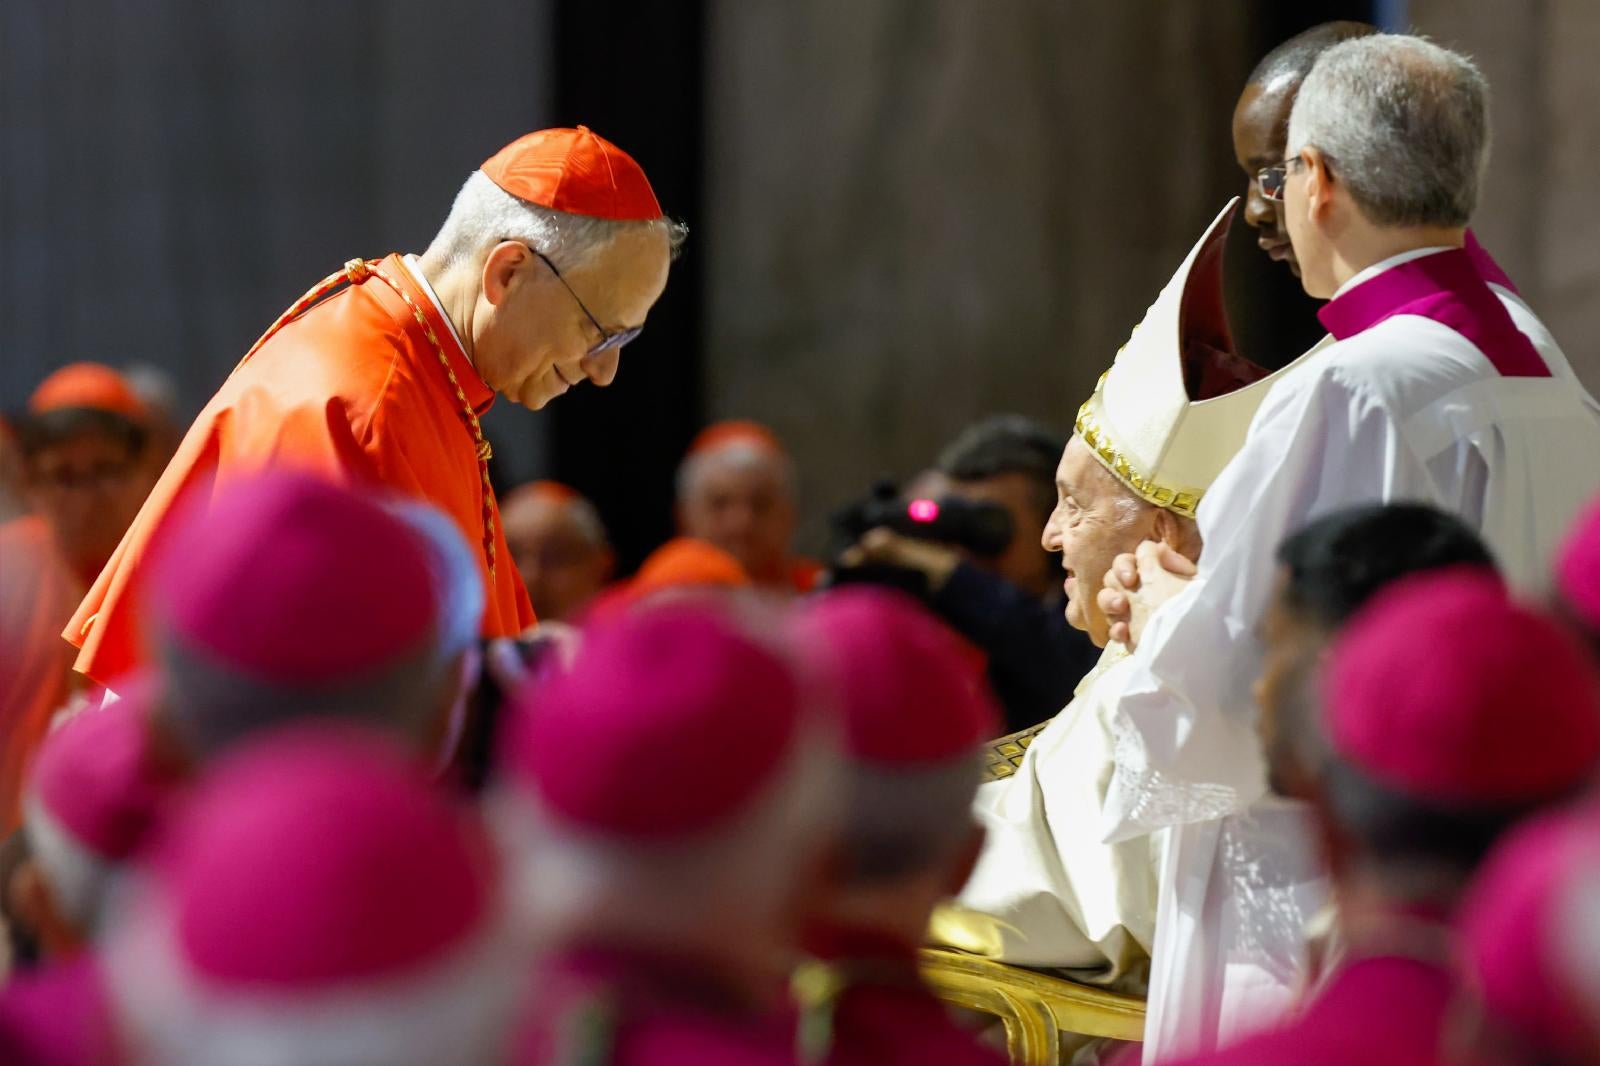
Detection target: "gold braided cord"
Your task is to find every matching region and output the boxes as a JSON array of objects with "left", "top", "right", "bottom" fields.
[
  {"left": 360, "top": 260, "right": 498, "bottom": 581},
  {"left": 1074, "top": 386, "right": 1202, "bottom": 518},
  {"left": 229, "top": 257, "right": 499, "bottom": 580}
]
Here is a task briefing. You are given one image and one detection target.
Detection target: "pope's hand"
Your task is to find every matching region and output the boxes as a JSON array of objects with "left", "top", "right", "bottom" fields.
[
  {"left": 1098, "top": 540, "right": 1198, "bottom": 648},
  {"left": 838, "top": 527, "right": 961, "bottom": 592}
]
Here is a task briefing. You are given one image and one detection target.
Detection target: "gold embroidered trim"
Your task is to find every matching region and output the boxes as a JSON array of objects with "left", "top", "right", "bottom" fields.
[{"left": 1074, "top": 374, "right": 1202, "bottom": 518}]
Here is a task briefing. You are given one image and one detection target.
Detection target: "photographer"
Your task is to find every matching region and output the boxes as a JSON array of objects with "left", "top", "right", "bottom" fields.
[{"left": 837, "top": 416, "right": 1100, "bottom": 732}]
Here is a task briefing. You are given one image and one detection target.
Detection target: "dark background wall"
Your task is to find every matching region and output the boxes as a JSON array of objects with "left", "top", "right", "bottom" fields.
[{"left": 4, "top": 1, "right": 1595, "bottom": 569}]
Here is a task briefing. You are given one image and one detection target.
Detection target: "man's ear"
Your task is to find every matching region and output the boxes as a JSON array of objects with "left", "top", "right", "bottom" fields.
[
  {"left": 480, "top": 241, "right": 530, "bottom": 308},
  {"left": 1152, "top": 508, "right": 1201, "bottom": 561},
  {"left": 1303, "top": 146, "right": 1335, "bottom": 221}
]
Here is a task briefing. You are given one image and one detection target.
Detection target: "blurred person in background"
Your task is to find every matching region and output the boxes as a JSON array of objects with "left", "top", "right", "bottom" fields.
[
  {"left": 5, "top": 686, "right": 171, "bottom": 966},
  {"left": 1166, "top": 572, "right": 1600, "bottom": 1066},
  {"left": 118, "top": 361, "right": 186, "bottom": 471},
  {"left": 94, "top": 729, "right": 523, "bottom": 1066},
  {"left": 1, "top": 364, "right": 156, "bottom": 834},
  {"left": 496, "top": 603, "right": 837, "bottom": 1065},
  {"left": 16, "top": 362, "right": 158, "bottom": 588},
  {"left": 1554, "top": 496, "right": 1600, "bottom": 652},
  {"left": 789, "top": 589, "right": 1004, "bottom": 1065},
  {"left": 676, "top": 420, "right": 822, "bottom": 596},
  {"left": 501, "top": 480, "right": 615, "bottom": 623},
  {"left": 67, "top": 126, "right": 687, "bottom": 690},
  {"left": 838, "top": 415, "right": 1099, "bottom": 732},
  {"left": 1453, "top": 805, "right": 1600, "bottom": 1066},
  {"left": 1255, "top": 502, "right": 1498, "bottom": 801},
  {"left": 142, "top": 472, "right": 470, "bottom": 773}
]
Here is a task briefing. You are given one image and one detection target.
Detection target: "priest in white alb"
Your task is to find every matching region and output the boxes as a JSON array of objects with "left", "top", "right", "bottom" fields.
[
  {"left": 1092, "top": 34, "right": 1600, "bottom": 1062},
  {"left": 932, "top": 198, "right": 1323, "bottom": 993}
]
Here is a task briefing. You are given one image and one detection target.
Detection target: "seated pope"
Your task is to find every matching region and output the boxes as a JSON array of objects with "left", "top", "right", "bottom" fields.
[{"left": 931, "top": 200, "right": 1317, "bottom": 990}]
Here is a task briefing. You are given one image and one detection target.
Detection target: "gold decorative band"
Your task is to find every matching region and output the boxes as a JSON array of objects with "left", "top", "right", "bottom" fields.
[{"left": 1074, "top": 388, "right": 1202, "bottom": 518}]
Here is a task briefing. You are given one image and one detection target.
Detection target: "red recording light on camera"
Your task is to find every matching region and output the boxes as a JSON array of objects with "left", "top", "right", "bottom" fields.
[{"left": 907, "top": 499, "right": 940, "bottom": 523}]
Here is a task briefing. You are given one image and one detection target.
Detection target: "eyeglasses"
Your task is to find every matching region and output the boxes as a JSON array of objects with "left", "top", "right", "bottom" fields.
[
  {"left": 1257, "top": 155, "right": 1306, "bottom": 203},
  {"left": 529, "top": 248, "right": 642, "bottom": 356}
]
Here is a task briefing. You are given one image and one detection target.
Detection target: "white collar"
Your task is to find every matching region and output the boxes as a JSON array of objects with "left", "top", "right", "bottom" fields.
[
  {"left": 1332, "top": 246, "right": 1456, "bottom": 300},
  {"left": 400, "top": 254, "right": 472, "bottom": 363}
]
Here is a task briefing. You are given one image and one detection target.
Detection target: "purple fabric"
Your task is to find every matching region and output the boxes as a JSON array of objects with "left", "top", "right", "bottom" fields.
[
  {"left": 1464, "top": 229, "right": 1519, "bottom": 295},
  {"left": 517, "top": 947, "right": 795, "bottom": 1066},
  {"left": 0, "top": 957, "right": 116, "bottom": 1066},
  {"left": 1318, "top": 248, "right": 1549, "bottom": 378},
  {"left": 1163, "top": 956, "right": 1454, "bottom": 1066}
]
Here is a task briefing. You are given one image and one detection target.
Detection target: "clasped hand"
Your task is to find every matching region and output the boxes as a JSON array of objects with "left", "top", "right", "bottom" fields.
[{"left": 1097, "top": 540, "right": 1197, "bottom": 648}]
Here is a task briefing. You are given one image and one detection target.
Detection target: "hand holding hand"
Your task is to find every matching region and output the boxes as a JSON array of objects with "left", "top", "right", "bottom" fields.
[{"left": 1098, "top": 540, "right": 1197, "bottom": 648}]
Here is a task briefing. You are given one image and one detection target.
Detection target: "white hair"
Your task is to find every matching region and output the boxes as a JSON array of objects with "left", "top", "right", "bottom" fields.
[
  {"left": 1286, "top": 34, "right": 1489, "bottom": 228},
  {"left": 426, "top": 170, "right": 688, "bottom": 272},
  {"left": 104, "top": 880, "right": 526, "bottom": 1066},
  {"left": 23, "top": 794, "right": 122, "bottom": 936}
]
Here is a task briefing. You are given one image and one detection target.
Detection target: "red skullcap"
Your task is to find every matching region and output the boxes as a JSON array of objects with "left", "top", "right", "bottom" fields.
[
  {"left": 28, "top": 363, "right": 148, "bottom": 421},
  {"left": 687, "top": 420, "right": 785, "bottom": 459},
  {"left": 481, "top": 126, "right": 663, "bottom": 221}
]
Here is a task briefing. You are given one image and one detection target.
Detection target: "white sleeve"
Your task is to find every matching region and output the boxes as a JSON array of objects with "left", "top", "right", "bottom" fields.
[{"left": 1100, "top": 364, "right": 1434, "bottom": 844}]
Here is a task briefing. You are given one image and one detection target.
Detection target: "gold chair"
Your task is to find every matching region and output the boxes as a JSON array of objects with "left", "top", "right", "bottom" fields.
[
  {"left": 982, "top": 723, "right": 1050, "bottom": 781},
  {"left": 919, "top": 948, "right": 1146, "bottom": 1065}
]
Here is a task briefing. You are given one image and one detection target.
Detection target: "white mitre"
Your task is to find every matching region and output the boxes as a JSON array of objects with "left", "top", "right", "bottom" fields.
[{"left": 1075, "top": 198, "right": 1313, "bottom": 516}]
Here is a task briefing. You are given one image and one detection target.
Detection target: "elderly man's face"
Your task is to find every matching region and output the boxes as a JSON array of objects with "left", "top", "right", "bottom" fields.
[
  {"left": 678, "top": 449, "right": 796, "bottom": 587},
  {"left": 475, "top": 227, "right": 671, "bottom": 411},
  {"left": 1041, "top": 436, "right": 1156, "bottom": 646},
  {"left": 1232, "top": 77, "right": 1300, "bottom": 275},
  {"left": 502, "top": 496, "right": 614, "bottom": 623}
]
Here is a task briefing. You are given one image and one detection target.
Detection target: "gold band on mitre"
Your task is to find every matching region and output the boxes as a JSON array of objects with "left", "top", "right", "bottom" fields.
[{"left": 1074, "top": 375, "right": 1203, "bottom": 518}]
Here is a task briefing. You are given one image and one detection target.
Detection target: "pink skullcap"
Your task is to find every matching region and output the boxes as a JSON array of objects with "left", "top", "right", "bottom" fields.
[
  {"left": 501, "top": 603, "right": 802, "bottom": 840},
  {"left": 791, "top": 587, "right": 999, "bottom": 765},
  {"left": 0, "top": 956, "right": 115, "bottom": 1066},
  {"left": 1557, "top": 495, "right": 1600, "bottom": 631},
  {"left": 1325, "top": 569, "right": 1600, "bottom": 804},
  {"left": 149, "top": 471, "right": 439, "bottom": 684},
  {"left": 151, "top": 727, "right": 495, "bottom": 987},
  {"left": 26, "top": 679, "right": 169, "bottom": 860},
  {"left": 1457, "top": 805, "right": 1600, "bottom": 1052}
]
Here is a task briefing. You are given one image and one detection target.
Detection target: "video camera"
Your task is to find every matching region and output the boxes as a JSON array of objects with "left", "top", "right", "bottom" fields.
[{"left": 826, "top": 480, "right": 1014, "bottom": 597}]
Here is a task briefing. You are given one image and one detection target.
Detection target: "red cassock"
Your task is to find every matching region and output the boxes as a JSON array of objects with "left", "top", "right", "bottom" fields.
[
  {"left": 66, "top": 254, "right": 534, "bottom": 686},
  {"left": 796, "top": 930, "right": 1007, "bottom": 1066},
  {"left": 1160, "top": 956, "right": 1453, "bottom": 1066},
  {"left": 0, "top": 514, "right": 80, "bottom": 832}
]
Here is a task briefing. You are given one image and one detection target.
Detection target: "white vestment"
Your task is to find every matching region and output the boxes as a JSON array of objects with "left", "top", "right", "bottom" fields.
[
  {"left": 937, "top": 644, "right": 1160, "bottom": 990},
  {"left": 1098, "top": 250, "right": 1600, "bottom": 1062}
]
